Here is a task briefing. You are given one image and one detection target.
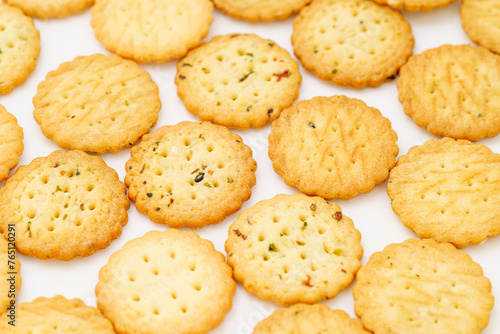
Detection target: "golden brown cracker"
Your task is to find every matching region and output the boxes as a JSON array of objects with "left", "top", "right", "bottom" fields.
[
  {"left": 0, "top": 105, "right": 23, "bottom": 182},
  {"left": 372, "top": 0, "right": 457, "bottom": 12},
  {"left": 461, "top": 0, "right": 500, "bottom": 54},
  {"left": 4, "top": 0, "right": 94, "bottom": 19},
  {"left": 213, "top": 0, "right": 312, "bottom": 22}
]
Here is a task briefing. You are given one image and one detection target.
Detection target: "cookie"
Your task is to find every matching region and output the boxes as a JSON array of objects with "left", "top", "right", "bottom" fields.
[
  {"left": 353, "top": 238, "right": 494, "bottom": 333},
  {"left": 397, "top": 44, "right": 500, "bottom": 142},
  {"left": 33, "top": 54, "right": 161, "bottom": 154},
  {"left": 461, "top": 0, "right": 500, "bottom": 54},
  {"left": 268, "top": 96, "right": 398, "bottom": 200},
  {"left": 212, "top": 0, "right": 312, "bottom": 22},
  {"left": 225, "top": 193, "right": 363, "bottom": 306},
  {"left": 372, "top": 0, "right": 457, "bottom": 12},
  {"left": 0, "top": 295, "right": 115, "bottom": 333},
  {"left": 0, "top": 236, "right": 21, "bottom": 312},
  {"left": 292, "top": 0, "right": 414, "bottom": 89},
  {"left": 125, "top": 121, "right": 256, "bottom": 229},
  {"left": 0, "top": 150, "right": 129, "bottom": 261},
  {"left": 0, "top": 105, "right": 23, "bottom": 182},
  {"left": 176, "top": 34, "right": 301, "bottom": 129},
  {"left": 0, "top": 3, "right": 40, "bottom": 95},
  {"left": 96, "top": 229, "right": 235, "bottom": 334},
  {"left": 253, "top": 303, "right": 369, "bottom": 334},
  {"left": 91, "top": 0, "right": 213, "bottom": 63},
  {"left": 387, "top": 138, "right": 500, "bottom": 248},
  {"left": 3, "top": 0, "right": 93, "bottom": 19}
]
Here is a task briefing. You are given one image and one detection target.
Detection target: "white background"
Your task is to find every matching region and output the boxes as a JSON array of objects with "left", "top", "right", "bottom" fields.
[{"left": 1, "top": 1, "right": 499, "bottom": 333}]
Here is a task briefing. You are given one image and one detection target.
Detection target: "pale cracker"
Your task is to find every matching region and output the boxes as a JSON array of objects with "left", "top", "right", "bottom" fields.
[
  {"left": 0, "top": 150, "right": 129, "bottom": 261},
  {"left": 96, "top": 229, "right": 235, "bottom": 334},
  {"left": 387, "top": 137, "right": 500, "bottom": 248},
  {"left": 292, "top": 0, "right": 414, "bottom": 89},
  {"left": 226, "top": 193, "right": 363, "bottom": 306},
  {"left": 125, "top": 121, "right": 257, "bottom": 229},
  {"left": 0, "top": 295, "right": 115, "bottom": 333},
  {"left": 0, "top": 2, "right": 40, "bottom": 95},
  {"left": 176, "top": 33, "right": 301, "bottom": 129},
  {"left": 212, "top": 0, "right": 312, "bottom": 22},
  {"left": 91, "top": 0, "right": 213, "bottom": 63},
  {"left": 33, "top": 54, "right": 161, "bottom": 154},
  {"left": 461, "top": 0, "right": 500, "bottom": 55},
  {"left": 397, "top": 44, "right": 500, "bottom": 141},
  {"left": 353, "top": 238, "right": 494, "bottom": 333},
  {"left": 372, "top": 0, "right": 457, "bottom": 12},
  {"left": 0, "top": 237, "right": 20, "bottom": 312},
  {"left": 268, "top": 96, "right": 398, "bottom": 200},
  {"left": 0, "top": 105, "right": 23, "bottom": 182},
  {"left": 253, "top": 303, "right": 369, "bottom": 334},
  {"left": 3, "top": 0, "right": 94, "bottom": 19}
]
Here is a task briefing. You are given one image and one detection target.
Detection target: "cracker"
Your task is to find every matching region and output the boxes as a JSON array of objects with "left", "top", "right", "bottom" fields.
[
  {"left": 387, "top": 137, "right": 500, "bottom": 248},
  {"left": 0, "top": 2, "right": 40, "bottom": 95},
  {"left": 91, "top": 0, "right": 213, "bottom": 63},
  {"left": 33, "top": 54, "right": 161, "bottom": 154},
  {"left": 253, "top": 303, "right": 369, "bottom": 334},
  {"left": 372, "top": 0, "right": 457, "bottom": 12},
  {"left": 353, "top": 238, "right": 494, "bottom": 333},
  {"left": 3, "top": 0, "right": 94, "bottom": 19},
  {"left": 225, "top": 193, "right": 363, "bottom": 306},
  {"left": 96, "top": 229, "right": 235, "bottom": 334},
  {"left": 176, "top": 34, "right": 301, "bottom": 129},
  {"left": 125, "top": 121, "right": 257, "bottom": 229},
  {"left": 268, "top": 96, "right": 398, "bottom": 200},
  {"left": 0, "top": 237, "right": 20, "bottom": 312},
  {"left": 0, "top": 150, "right": 129, "bottom": 261},
  {"left": 461, "top": 0, "right": 500, "bottom": 55},
  {"left": 397, "top": 44, "right": 500, "bottom": 142},
  {"left": 0, "top": 295, "right": 115, "bottom": 333},
  {"left": 0, "top": 105, "right": 23, "bottom": 182},
  {"left": 292, "top": 0, "right": 414, "bottom": 89},
  {"left": 212, "top": 0, "right": 312, "bottom": 22}
]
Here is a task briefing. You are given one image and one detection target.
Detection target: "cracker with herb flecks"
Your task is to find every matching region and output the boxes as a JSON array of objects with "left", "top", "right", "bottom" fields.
[
  {"left": 461, "top": 0, "right": 500, "bottom": 56},
  {"left": 212, "top": 0, "right": 312, "bottom": 22},
  {"left": 0, "top": 237, "right": 20, "bottom": 312},
  {"left": 397, "top": 44, "right": 500, "bottom": 142},
  {"left": 33, "top": 54, "right": 161, "bottom": 154},
  {"left": 0, "top": 295, "right": 115, "bottom": 333},
  {"left": 387, "top": 137, "right": 500, "bottom": 248},
  {"left": 353, "top": 239, "right": 494, "bottom": 333},
  {"left": 125, "top": 121, "right": 257, "bottom": 229},
  {"left": 0, "top": 105, "right": 23, "bottom": 182},
  {"left": 372, "top": 0, "right": 457, "bottom": 12},
  {"left": 176, "top": 34, "right": 301, "bottom": 129},
  {"left": 292, "top": 0, "right": 414, "bottom": 89},
  {"left": 269, "top": 95, "right": 398, "bottom": 200},
  {"left": 4, "top": 0, "right": 93, "bottom": 19},
  {"left": 0, "top": 2, "right": 40, "bottom": 95},
  {"left": 225, "top": 193, "right": 363, "bottom": 306},
  {"left": 96, "top": 229, "right": 235, "bottom": 334},
  {"left": 91, "top": 0, "right": 213, "bottom": 63},
  {"left": 0, "top": 150, "right": 129, "bottom": 261}
]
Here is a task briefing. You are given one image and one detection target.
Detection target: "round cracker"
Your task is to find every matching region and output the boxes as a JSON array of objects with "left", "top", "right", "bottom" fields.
[
  {"left": 91, "top": 0, "right": 213, "bottom": 63},
  {"left": 176, "top": 34, "right": 301, "bottom": 129},
  {"left": 226, "top": 193, "right": 363, "bottom": 306},
  {"left": 0, "top": 105, "right": 23, "bottom": 182},
  {"left": 397, "top": 44, "right": 500, "bottom": 142},
  {"left": 125, "top": 121, "right": 257, "bottom": 229},
  {"left": 4, "top": 0, "right": 93, "bottom": 19},
  {"left": 387, "top": 137, "right": 500, "bottom": 248},
  {"left": 372, "top": 0, "right": 457, "bottom": 12},
  {"left": 292, "top": 0, "right": 414, "bottom": 89},
  {"left": 253, "top": 304, "right": 369, "bottom": 334},
  {"left": 0, "top": 237, "right": 21, "bottom": 312},
  {"left": 268, "top": 95, "right": 398, "bottom": 200},
  {"left": 33, "top": 54, "right": 161, "bottom": 154},
  {"left": 353, "top": 238, "right": 494, "bottom": 333},
  {"left": 213, "top": 0, "right": 312, "bottom": 22},
  {"left": 0, "top": 150, "right": 130, "bottom": 261},
  {"left": 461, "top": 0, "right": 500, "bottom": 55},
  {"left": 96, "top": 229, "right": 235, "bottom": 334},
  {"left": 0, "top": 295, "right": 115, "bottom": 333},
  {"left": 0, "top": 2, "right": 40, "bottom": 95}
]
